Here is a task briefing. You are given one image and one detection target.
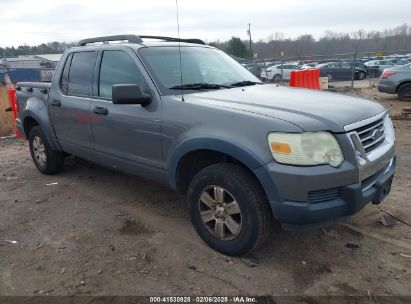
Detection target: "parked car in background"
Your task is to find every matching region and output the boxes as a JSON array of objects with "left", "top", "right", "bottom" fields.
[
  {"left": 378, "top": 64, "right": 411, "bottom": 101},
  {"left": 260, "top": 64, "right": 300, "bottom": 81},
  {"left": 316, "top": 62, "right": 367, "bottom": 81},
  {"left": 364, "top": 60, "right": 396, "bottom": 77},
  {"left": 387, "top": 58, "right": 410, "bottom": 66}
]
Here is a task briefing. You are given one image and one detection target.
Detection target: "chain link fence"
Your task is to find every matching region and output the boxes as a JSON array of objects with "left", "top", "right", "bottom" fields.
[
  {"left": 0, "top": 83, "right": 14, "bottom": 137},
  {"left": 0, "top": 67, "right": 55, "bottom": 84},
  {"left": 1, "top": 48, "right": 410, "bottom": 135},
  {"left": 240, "top": 49, "right": 411, "bottom": 88}
]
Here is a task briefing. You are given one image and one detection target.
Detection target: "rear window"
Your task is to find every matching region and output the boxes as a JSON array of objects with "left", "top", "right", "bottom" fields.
[{"left": 67, "top": 52, "right": 97, "bottom": 96}]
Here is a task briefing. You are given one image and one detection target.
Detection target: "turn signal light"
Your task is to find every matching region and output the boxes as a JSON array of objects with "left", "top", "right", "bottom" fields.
[{"left": 270, "top": 142, "right": 291, "bottom": 155}]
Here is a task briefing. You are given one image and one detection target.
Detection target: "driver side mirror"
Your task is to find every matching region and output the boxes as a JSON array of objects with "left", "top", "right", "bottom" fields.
[{"left": 112, "top": 84, "right": 152, "bottom": 106}]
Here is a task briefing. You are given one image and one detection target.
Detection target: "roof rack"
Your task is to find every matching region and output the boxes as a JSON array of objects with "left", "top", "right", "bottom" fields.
[
  {"left": 78, "top": 35, "right": 143, "bottom": 46},
  {"left": 77, "top": 34, "right": 206, "bottom": 46},
  {"left": 139, "top": 36, "right": 206, "bottom": 45}
]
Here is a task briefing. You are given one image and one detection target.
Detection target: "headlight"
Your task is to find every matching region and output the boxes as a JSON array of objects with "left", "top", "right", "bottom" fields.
[
  {"left": 268, "top": 132, "right": 344, "bottom": 167},
  {"left": 383, "top": 115, "right": 395, "bottom": 142}
]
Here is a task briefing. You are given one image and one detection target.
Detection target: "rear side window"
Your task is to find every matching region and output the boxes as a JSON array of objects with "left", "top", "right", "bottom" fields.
[
  {"left": 99, "top": 51, "right": 140, "bottom": 99},
  {"left": 67, "top": 52, "right": 97, "bottom": 96},
  {"left": 60, "top": 53, "right": 73, "bottom": 94}
]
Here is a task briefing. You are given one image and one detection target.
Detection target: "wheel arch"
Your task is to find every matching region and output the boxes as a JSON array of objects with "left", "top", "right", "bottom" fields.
[
  {"left": 396, "top": 81, "right": 411, "bottom": 93},
  {"left": 168, "top": 138, "right": 281, "bottom": 203},
  {"left": 21, "top": 111, "right": 61, "bottom": 151},
  {"left": 23, "top": 116, "right": 39, "bottom": 139}
]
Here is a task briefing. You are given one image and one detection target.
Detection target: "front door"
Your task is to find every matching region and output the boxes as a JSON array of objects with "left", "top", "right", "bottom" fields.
[
  {"left": 49, "top": 51, "right": 97, "bottom": 159},
  {"left": 90, "top": 49, "right": 162, "bottom": 180}
]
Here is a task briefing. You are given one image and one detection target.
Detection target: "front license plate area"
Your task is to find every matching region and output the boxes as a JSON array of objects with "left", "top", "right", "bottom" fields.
[{"left": 372, "top": 176, "right": 393, "bottom": 205}]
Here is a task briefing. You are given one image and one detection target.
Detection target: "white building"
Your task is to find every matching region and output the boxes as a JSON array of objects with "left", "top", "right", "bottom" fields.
[
  {"left": 34, "top": 54, "right": 62, "bottom": 68},
  {"left": 0, "top": 57, "right": 41, "bottom": 69}
]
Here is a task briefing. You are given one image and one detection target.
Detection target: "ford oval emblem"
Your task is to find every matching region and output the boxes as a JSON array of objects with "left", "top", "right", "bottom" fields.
[{"left": 371, "top": 128, "right": 383, "bottom": 140}]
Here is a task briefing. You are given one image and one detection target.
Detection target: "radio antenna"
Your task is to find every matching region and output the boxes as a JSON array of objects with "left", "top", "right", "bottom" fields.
[{"left": 175, "top": 0, "right": 184, "bottom": 101}]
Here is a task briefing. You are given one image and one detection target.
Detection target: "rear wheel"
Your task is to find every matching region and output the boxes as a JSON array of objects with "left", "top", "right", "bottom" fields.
[
  {"left": 187, "top": 163, "right": 272, "bottom": 256},
  {"left": 29, "top": 126, "right": 64, "bottom": 174},
  {"left": 398, "top": 83, "right": 411, "bottom": 101}
]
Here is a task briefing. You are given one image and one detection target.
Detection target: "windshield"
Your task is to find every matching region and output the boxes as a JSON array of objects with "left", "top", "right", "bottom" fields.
[{"left": 138, "top": 46, "right": 261, "bottom": 95}]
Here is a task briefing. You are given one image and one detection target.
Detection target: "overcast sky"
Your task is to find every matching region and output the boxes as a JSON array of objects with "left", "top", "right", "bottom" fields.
[{"left": 0, "top": 0, "right": 410, "bottom": 47}]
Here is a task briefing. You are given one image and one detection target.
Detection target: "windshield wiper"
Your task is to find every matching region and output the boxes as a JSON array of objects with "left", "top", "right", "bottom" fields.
[
  {"left": 169, "top": 83, "right": 231, "bottom": 90},
  {"left": 229, "top": 80, "right": 262, "bottom": 87}
]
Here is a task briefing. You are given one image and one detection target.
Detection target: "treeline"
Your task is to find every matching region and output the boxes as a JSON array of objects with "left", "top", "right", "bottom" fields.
[
  {"left": 1, "top": 42, "right": 76, "bottom": 57},
  {"left": 212, "top": 23, "right": 411, "bottom": 59},
  {"left": 1, "top": 24, "right": 411, "bottom": 59}
]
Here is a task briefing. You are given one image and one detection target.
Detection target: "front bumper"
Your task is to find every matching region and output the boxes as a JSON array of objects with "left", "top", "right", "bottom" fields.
[
  {"left": 270, "top": 157, "right": 395, "bottom": 231},
  {"left": 259, "top": 111, "right": 396, "bottom": 231}
]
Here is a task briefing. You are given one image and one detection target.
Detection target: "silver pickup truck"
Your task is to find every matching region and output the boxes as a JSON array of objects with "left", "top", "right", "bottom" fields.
[{"left": 15, "top": 35, "right": 396, "bottom": 256}]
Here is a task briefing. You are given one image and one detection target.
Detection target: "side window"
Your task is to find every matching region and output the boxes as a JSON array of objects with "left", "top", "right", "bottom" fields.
[
  {"left": 60, "top": 53, "right": 73, "bottom": 94},
  {"left": 67, "top": 52, "right": 97, "bottom": 96},
  {"left": 99, "top": 51, "right": 140, "bottom": 99}
]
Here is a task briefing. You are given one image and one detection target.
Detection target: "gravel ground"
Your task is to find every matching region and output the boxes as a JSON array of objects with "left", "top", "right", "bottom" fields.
[{"left": 0, "top": 87, "right": 410, "bottom": 298}]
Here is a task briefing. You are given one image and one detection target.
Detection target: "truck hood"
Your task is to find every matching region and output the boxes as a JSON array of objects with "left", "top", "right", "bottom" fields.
[{"left": 185, "top": 84, "right": 386, "bottom": 132}]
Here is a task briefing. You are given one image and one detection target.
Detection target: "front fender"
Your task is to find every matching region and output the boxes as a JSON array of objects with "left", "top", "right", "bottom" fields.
[{"left": 167, "top": 137, "right": 282, "bottom": 203}]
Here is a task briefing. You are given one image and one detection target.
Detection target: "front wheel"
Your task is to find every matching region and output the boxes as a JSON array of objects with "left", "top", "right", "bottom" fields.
[
  {"left": 187, "top": 163, "right": 272, "bottom": 256},
  {"left": 29, "top": 126, "right": 64, "bottom": 174},
  {"left": 357, "top": 71, "right": 366, "bottom": 80}
]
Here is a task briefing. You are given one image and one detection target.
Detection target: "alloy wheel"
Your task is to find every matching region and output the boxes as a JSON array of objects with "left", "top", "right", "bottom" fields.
[
  {"left": 198, "top": 185, "right": 242, "bottom": 240},
  {"left": 32, "top": 136, "right": 46, "bottom": 167}
]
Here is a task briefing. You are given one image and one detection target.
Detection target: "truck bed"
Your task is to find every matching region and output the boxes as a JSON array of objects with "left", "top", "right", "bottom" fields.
[
  {"left": 16, "top": 82, "right": 51, "bottom": 114},
  {"left": 17, "top": 82, "right": 51, "bottom": 90}
]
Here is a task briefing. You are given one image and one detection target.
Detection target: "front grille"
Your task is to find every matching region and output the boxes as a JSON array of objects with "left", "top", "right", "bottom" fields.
[
  {"left": 308, "top": 187, "right": 340, "bottom": 203},
  {"left": 354, "top": 118, "right": 385, "bottom": 153}
]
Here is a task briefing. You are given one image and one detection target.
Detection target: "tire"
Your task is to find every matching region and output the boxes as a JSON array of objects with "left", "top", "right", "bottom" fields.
[
  {"left": 398, "top": 83, "right": 411, "bottom": 101},
  {"left": 357, "top": 71, "right": 366, "bottom": 80},
  {"left": 187, "top": 163, "right": 272, "bottom": 256},
  {"left": 29, "top": 126, "right": 64, "bottom": 174},
  {"left": 273, "top": 74, "right": 282, "bottom": 83},
  {"left": 327, "top": 74, "right": 333, "bottom": 82}
]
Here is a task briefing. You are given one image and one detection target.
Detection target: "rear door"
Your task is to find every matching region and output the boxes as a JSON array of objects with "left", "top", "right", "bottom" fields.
[
  {"left": 326, "top": 63, "right": 337, "bottom": 79},
  {"left": 49, "top": 51, "right": 97, "bottom": 159},
  {"left": 339, "top": 62, "right": 352, "bottom": 79},
  {"left": 90, "top": 48, "right": 162, "bottom": 179}
]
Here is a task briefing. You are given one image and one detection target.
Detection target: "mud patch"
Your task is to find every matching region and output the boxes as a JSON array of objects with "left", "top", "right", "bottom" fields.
[{"left": 120, "top": 218, "right": 150, "bottom": 235}]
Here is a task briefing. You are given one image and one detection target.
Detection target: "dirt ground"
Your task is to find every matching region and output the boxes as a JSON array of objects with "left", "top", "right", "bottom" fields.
[{"left": 0, "top": 87, "right": 410, "bottom": 299}]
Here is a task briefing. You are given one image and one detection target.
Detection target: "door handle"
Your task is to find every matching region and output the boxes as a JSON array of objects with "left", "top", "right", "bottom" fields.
[
  {"left": 51, "top": 99, "right": 61, "bottom": 107},
  {"left": 93, "top": 106, "right": 108, "bottom": 115}
]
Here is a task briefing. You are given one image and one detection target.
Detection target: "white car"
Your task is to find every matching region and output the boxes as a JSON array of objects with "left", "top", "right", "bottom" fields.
[{"left": 260, "top": 64, "right": 300, "bottom": 81}]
